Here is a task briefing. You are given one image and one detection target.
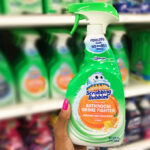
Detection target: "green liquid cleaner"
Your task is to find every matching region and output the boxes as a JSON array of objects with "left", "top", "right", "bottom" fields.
[
  {"left": 129, "top": 30, "right": 150, "bottom": 83},
  {"left": 107, "top": 26, "right": 129, "bottom": 86},
  {"left": 41, "top": 29, "right": 77, "bottom": 98},
  {"left": 66, "top": 2, "right": 125, "bottom": 147},
  {"left": 68, "top": 27, "right": 85, "bottom": 71},
  {"left": 0, "top": 50, "right": 16, "bottom": 106},
  {"left": 13, "top": 30, "right": 49, "bottom": 102},
  {"left": 1, "top": 0, "right": 42, "bottom": 14}
]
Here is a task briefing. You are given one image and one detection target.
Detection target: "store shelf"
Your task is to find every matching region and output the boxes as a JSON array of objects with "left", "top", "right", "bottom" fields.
[
  {"left": 124, "top": 78, "right": 150, "bottom": 98},
  {"left": 0, "top": 14, "right": 85, "bottom": 28},
  {"left": 0, "top": 14, "right": 150, "bottom": 28},
  {"left": 0, "top": 78, "right": 149, "bottom": 120},
  {"left": 0, "top": 99, "right": 63, "bottom": 120},
  {"left": 109, "top": 139, "right": 150, "bottom": 150}
]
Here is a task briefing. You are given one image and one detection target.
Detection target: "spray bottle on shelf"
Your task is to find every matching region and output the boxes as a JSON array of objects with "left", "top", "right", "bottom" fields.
[
  {"left": 66, "top": 2, "right": 125, "bottom": 146},
  {"left": 67, "top": 27, "right": 85, "bottom": 71},
  {"left": 125, "top": 98, "right": 142, "bottom": 143},
  {"left": 107, "top": 26, "right": 129, "bottom": 86},
  {"left": 0, "top": 119, "right": 26, "bottom": 150},
  {"left": 13, "top": 30, "right": 49, "bottom": 102},
  {"left": 0, "top": 50, "right": 16, "bottom": 106},
  {"left": 137, "top": 95, "right": 150, "bottom": 139},
  {"left": 40, "top": 29, "right": 77, "bottom": 98},
  {"left": 1, "top": 0, "right": 43, "bottom": 14}
]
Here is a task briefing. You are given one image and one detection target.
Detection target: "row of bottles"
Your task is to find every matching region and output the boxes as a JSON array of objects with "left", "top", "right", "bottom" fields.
[{"left": 2, "top": 25, "right": 150, "bottom": 106}]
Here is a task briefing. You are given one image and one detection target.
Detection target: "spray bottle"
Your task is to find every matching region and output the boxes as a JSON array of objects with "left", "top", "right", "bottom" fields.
[
  {"left": 107, "top": 26, "right": 129, "bottom": 86},
  {"left": 41, "top": 29, "right": 77, "bottom": 99},
  {"left": 66, "top": 2, "right": 125, "bottom": 146},
  {"left": 0, "top": 50, "right": 16, "bottom": 106},
  {"left": 13, "top": 30, "right": 49, "bottom": 102}
]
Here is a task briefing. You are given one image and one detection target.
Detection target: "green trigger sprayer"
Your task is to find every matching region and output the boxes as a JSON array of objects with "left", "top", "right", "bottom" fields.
[{"left": 66, "top": 2, "right": 125, "bottom": 147}]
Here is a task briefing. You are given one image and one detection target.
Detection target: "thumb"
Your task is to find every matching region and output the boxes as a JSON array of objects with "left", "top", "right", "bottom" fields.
[{"left": 54, "top": 98, "right": 71, "bottom": 139}]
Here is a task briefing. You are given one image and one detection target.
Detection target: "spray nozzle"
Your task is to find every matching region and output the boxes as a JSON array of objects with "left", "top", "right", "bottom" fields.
[
  {"left": 68, "top": 2, "right": 119, "bottom": 35},
  {"left": 70, "top": 14, "right": 87, "bottom": 35}
]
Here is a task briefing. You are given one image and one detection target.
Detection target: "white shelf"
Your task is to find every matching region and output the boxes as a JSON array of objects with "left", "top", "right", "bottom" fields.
[
  {"left": 0, "top": 78, "right": 149, "bottom": 120},
  {"left": 109, "top": 139, "right": 150, "bottom": 150},
  {"left": 0, "top": 14, "right": 86, "bottom": 28},
  {"left": 0, "top": 99, "right": 64, "bottom": 120},
  {"left": 0, "top": 14, "right": 150, "bottom": 28},
  {"left": 124, "top": 78, "right": 150, "bottom": 98}
]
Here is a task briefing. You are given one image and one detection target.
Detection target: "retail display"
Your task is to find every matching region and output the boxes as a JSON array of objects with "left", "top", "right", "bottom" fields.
[
  {"left": 11, "top": 30, "right": 49, "bottom": 102},
  {"left": 0, "top": 113, "right": 54, "bottom": 150},
  {"left": 67, "top": 27, "right": 85, "bottom": 71},
  {"left": 129, "top": 30, "right": 150, "bottom": 83},
  {"left": 107, "top": 26, "right": 129, "bottom": 86},
  {"left": 124, "top": 97, "right": 142, "bottom": 144},
  {"left": 66, "top": 2, "right": 125, "bottom": 147},
  {"left": 114, "top": 0, "right": 150, "bottom": 13},
  {"left": 0, "top": 1, "right": 150, "bottom": 150},
  {"left": 0, "top": 51, "right": 16, "bottom": 106},
  {"left": 39, "top": 29, "right": 77, "bottom": 98},
  {"left": 137, "top": 95, "right": 150, "bottom": 139},
  {"left": 1, "top": 0, "right": 43, "bottom": 14}
]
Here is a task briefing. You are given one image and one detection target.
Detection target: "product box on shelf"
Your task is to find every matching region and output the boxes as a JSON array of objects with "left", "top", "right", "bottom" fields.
[{"left": 114, "top": 0, "right": 150, "bottom": 13}]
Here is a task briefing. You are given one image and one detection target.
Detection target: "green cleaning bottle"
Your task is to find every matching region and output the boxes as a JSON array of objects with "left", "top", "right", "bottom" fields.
[
  {"left": 66, "top": 2, "right": 125, "bottom": 146},
  {"left": 13, "top": 30, "right": 49, "bottom": 102},
  {"left": 68, "top": 27, "right": 85, "bottom": 71},
  {"left": 0, "top": 50, "right": 16, "bottom": 106},
  {"left": 1, "top": 0, "right": 42, "bottom": 14},
  {"left": 41, "top": 29, "right": 77, "bottom": 98},
  {"left": 107, "top": 26, "right": 129, "bottom": 86},
  {"left": 129, "top": 30, "right": 150, "bottom": 83}
]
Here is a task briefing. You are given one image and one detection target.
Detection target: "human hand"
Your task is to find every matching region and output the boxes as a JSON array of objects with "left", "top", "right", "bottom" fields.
[{"left": 54, "top": 98, "right": 86, "bottom": 150}]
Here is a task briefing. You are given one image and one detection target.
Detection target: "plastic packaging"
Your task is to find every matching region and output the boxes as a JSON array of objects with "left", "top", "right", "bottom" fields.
[
  {"left": 107, "top": 26, "right": 129, "bottom": 86},
  {"left": 0, "top": 119, "right": 26, "bottom": 150},
  {"left": 66, "top": 2, "right": 125, "bottom": 147},
  {"left": 129, "top": 30, "right": 150, "bottom": 83},
  {"left": 0, "top": 50, "right": 16, "bottom": 106},
  {"left": 40, "top": 29, "right": 77, "bottom": 98},
  {"left": 1, "top": 0, "right": 43, "bottom": 14},
  {"left": 12, "top": 30, "right": 49, "bottom": 102},
  {"left": 137, "top": 95, "right": 150, "bottom": 139},
  {"left": 124, "top": 98, "right": 142, "bottom": 143},
  {"left": 114, "top": 0, "right": 150, "bottom": 13}
]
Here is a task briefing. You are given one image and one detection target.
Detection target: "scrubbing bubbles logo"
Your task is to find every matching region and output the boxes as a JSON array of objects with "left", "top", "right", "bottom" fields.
[
  {"left": 85, "top": 35, "right": 109, "bottom": 54},
  {"left": 86, "top": 73, "right": 112, "bottom": 100}
]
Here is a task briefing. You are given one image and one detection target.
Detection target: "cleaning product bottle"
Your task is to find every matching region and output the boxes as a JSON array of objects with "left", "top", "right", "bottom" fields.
[
  {"left": 125, "top": 98, "right": 142, "bottom": 143},
  {"left": 107, "top": 26, "right": 129, "bottom": 86},
  {"left": 137, "top": 95, "right": 150, "bottom": 139},
  {"left": 66, "top": 2, "right": 125, "bottom": 146},
  {"left": 67, "top": 27, "right": 85, "bottom": 71},
  {"left": 13, "top": 30, "right": 49, "bottom": 102},
  {"left": 0, "top": 50, "right": 16, "bottom": 106},
  {"left": 0, "top": 119, "right": 27, "bottom": 150},
  {"left": 1, "top": 0, "right": 43, "bottom": 14},
  {"left": 41, "top": 29, "right": 77, "bottom": 98},
  {"left": 129, "top": 30, "right": 150, "bottom": 83}
]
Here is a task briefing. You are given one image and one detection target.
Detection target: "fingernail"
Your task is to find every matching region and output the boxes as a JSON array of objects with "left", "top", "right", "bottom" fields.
[{"left": 62, "top": 98, "right": 69, "bottom": 110}]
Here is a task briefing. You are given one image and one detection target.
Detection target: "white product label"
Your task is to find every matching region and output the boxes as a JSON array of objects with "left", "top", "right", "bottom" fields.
[{"left": 84, "top": 35, "right": 109, "bottom": 54}]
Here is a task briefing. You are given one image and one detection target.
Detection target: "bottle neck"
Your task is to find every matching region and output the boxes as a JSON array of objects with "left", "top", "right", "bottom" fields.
[
  {"left": 111, "top": 31, "right": 124, "bottom": 53},
  {"left": 55, "top": 33, "right": 70, "bottom": 55},
  {"left": 23, "top": 39, "right": 38, "bottom": 57}
]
